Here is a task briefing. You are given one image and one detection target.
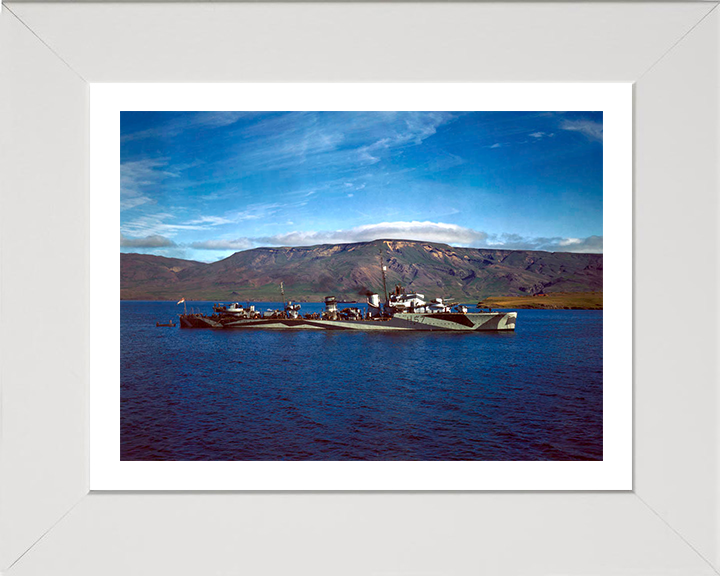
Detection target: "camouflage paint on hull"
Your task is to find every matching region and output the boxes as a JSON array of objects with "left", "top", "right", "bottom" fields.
[
  {"left": 181, "top": 312, "right": 517, "bottom": 331},
  {"left": 178, "top": 314, "right": 223, "bottom": 329}
]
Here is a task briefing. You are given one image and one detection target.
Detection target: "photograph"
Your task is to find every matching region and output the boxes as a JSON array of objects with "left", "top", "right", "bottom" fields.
[{"left": 120, "top": 110, "right": 603, "bottom": 462}]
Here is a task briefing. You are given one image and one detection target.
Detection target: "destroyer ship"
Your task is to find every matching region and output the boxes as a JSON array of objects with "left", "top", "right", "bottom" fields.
[{"left": 179, "top": 281, "right": 517, "bottom": 332}]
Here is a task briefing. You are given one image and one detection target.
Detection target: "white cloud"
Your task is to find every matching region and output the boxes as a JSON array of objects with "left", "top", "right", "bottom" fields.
[
  {"left": 175, "top": 203, "right": 290, "bottom": 233},
  {"left": 121, "top": 212, "right": 210, "bottom": 237},
  {"left": 559, "top": 238, "right": 582, "bottom": 246},
  {"left": 226, "top": 112, "right": 456, "bottom": 174},
  {"left": 190, "top": 238, "right": 254, "bottom": 251},
  {"left": 122, "top": 112, "right": 252, "bottom": 142},
  {"left": 120, "top": 234, "right": 176, "bottom": 248},
  {"left": 256, "top": 221, "right": 489, "bottom": 247},
  {"left": 155, "top": 222, "right": 602, "bottom": 255},
  {"left": 490, "top": 143, "right": 502, "bottom": 149},
  {"left": 487, "top": 233, "right": 603, "bottom": 253},
  {"left": 424, "top": 153, "right": 465, "bottom": 173},
  {"left": 120, "top": 158, "right": 174, "bottom": 211},
  {"left": 529, "top": 132, "right": 545, "bottom": 138},
  {"left": 121, "top": 196, "right": 152, "bottom": 210},
  {"left": 560, "top": 119, "right": 603, "bottom": 141},
  {"left": 233, "top": 202, "right": 284, "bottom": 222},
  {"left": 188, "top": 221, "right": 602, "bottom": 254},
  {"left": 186, "top": 215, "right": 235, "bottom": 226},
  {"left": 402, "top": 112, "right": 455, "bottom": 144},
  {"left": 120, "top": 157, "right": 206, "bottom": 212}
]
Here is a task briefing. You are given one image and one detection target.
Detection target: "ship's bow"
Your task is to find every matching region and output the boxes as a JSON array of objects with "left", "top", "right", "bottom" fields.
[{"left": 467, "top": 311, "right": 517, "bottom": 331}]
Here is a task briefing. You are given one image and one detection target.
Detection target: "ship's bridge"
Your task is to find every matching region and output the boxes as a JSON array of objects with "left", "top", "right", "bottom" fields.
[{"left": 389, "top": 292, "right": 426, "bottom": 309}]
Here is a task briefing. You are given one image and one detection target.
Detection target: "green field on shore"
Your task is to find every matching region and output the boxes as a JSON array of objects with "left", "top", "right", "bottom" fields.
[{"left": 478, "top": 291, "right": 602, "bottom": 310}]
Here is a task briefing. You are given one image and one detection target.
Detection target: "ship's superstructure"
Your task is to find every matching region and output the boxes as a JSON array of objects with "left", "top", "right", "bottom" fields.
[{"left": 179, "top": 286, "right": 516, "bottom": 331}]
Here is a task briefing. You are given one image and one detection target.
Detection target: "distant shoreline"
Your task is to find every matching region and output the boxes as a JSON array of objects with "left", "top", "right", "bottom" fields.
[{"left": 478, "top": 291, "right": 602, "bottom": 310}]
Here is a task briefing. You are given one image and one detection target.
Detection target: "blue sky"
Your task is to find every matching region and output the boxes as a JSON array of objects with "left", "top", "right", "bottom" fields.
[{"left": 121, "top": 111, "right": 603, "bottom": 262}]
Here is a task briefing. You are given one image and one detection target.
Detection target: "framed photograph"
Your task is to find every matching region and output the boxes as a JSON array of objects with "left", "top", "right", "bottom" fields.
[
  {"left": 2, "top": 2, "right": 719, "bottom": 575},
  {"left": 90, "top": 83, "right": 631, "bottom": 491}
]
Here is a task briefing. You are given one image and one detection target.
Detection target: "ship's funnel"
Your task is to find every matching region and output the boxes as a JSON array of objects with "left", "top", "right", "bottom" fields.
[
  {"left": 324, "top": 296, "right": 338, "bottom": 313},
  {"left": 368, "top": 294, "right": 380, "bottom": 308}
]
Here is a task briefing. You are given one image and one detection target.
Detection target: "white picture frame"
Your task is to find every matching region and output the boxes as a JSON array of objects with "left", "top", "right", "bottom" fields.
[
  {"left": 91, "top": 82, "right": 631, "bottom": 491},
  {"left": 1, "top": 2, "right": 719, "bottom": 574}
]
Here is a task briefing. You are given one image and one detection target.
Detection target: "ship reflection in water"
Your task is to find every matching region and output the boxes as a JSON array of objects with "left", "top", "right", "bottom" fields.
[{"left": 121, "top": 301, "right": 602, "bottom": 462}]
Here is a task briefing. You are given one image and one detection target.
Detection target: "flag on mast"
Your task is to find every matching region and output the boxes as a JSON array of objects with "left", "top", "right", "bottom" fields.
[{"left": 177, "top": 298, "right": 185, "bottom": 305}]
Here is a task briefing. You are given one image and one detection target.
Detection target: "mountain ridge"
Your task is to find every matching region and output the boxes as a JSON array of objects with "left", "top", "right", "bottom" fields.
[{"left": 121, "top": 239, "right": 602, "bottom": 301}]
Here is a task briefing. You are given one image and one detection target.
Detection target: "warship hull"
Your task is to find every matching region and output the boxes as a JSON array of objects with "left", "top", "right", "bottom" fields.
[{"left": 180, "top": 311, "right": 517, "bottom": 331}]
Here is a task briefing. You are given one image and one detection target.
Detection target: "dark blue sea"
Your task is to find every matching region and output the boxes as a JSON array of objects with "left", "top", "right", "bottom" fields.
[{"left": 121, "top": 301, "right": 602, "bottom": 461}]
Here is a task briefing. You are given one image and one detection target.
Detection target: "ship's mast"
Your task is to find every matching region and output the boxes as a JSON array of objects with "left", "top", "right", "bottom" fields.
[
  {"left": 280, "top": 281, "right": 286, "bottom": 305},
  {"left": 378, "top": 248, "right": 389, "bottom": 304}
]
